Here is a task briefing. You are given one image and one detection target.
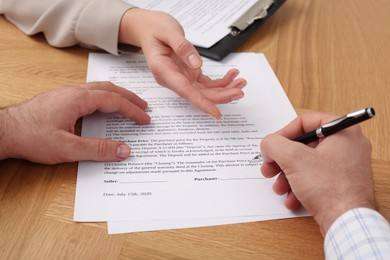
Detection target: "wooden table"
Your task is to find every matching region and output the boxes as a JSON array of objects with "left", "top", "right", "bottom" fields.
[{"left": 1, "top": 0, "right": 390, "bottom": 258}]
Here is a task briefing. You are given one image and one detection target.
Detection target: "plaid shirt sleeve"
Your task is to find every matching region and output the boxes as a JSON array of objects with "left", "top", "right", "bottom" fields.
[{"left": 324, "top": 208, "right": 390, "bottom": 259}]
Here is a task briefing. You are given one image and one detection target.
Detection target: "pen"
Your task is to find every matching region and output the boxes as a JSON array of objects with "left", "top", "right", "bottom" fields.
[{"left": 252, "top": 107, "right": 376, "bottom": 163}]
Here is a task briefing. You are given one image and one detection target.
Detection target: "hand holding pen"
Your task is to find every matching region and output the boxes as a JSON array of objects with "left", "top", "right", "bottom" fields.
[
  {"left": 259, "top": 108, "right": 376, "bottom": 235},
  {"left": 252, "top": 107, "right": 375, "bottom": 163}
]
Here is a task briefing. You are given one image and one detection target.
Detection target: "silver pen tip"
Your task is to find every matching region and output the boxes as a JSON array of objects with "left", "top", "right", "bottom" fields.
[{"left": 251, "top": 154, "right": 264, "bottom": 164}]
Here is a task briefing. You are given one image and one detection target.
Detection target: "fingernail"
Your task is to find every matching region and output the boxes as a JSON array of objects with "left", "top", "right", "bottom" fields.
[
  {"left": 238, "top": 80, "right": 247, "bottom": 89},
  {"left": 117, "top": 144, "right": 130, "bottom": 159},
  {"left": 212, "top": 114, "right": 221, "bottom": 120},
  {"left": 209, "top": 108, "right": 221, "bottom": 120},
  {"left": 188, "top": 53, "right": 202, "bottom": 68},
  {"left": 231, "top": 69, "right": 240, "bottom": 78},
  {"left": 230, "top": 95, "right": 244, "bottom": 101}
]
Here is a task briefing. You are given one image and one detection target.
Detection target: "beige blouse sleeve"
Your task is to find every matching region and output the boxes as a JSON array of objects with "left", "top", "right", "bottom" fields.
[{"left": 0, "top": 0, "right": 134, "bottom": 55}]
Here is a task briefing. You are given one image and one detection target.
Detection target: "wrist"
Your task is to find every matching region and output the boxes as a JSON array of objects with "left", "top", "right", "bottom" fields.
[
  {"left": 315, "top": 199, "right": 376, "bottom": 236},
  {"left": 119, "top": 8, "right": 146, "bottom": 47}
]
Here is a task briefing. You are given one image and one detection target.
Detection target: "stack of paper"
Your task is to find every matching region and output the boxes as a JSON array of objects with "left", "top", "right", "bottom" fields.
[{"left": 74, "top": 52, "right": 307, "bottom": 234}]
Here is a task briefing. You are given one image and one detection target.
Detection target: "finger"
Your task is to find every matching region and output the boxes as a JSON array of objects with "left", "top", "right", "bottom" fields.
[
  {"left": 165, "top": 35, "right": 203, "bottom": 69},
  {"left": 260, "top": 134, "right": 311, "bottom": 172},
  {"left": 198, "top": 87, "right": 244, "bottom": 104},
  {"left": 276, "top": 113, "right": 338, "bottom": 139},
  {"left": 60, "top": 133, "right": 131, "bottom": 162},
  {"left": 143, "top": 11, "right": 203, "bottom": 69},
  {"left": 273, "top": 172, "right": 291, "bottom": 195},
  {"left": 82, "top": 89, "right": 151, "bottom": 125},
  {"left": 177, "top": 83, "right": 222, "bottom": 119},
  {"left": 285, "top": 191, "right": 302, "bottom": 210},
  {"left": 199, "top": 69, "right": 246, "bottom": 89},
  {"left": 261, "top": 162, "right": 282, "bottom": 178},
  {"left": 225, "top": 78, "right": 247, "bottom": 89},
  {"left": 82, "top": 81, "right": 148, "bottom": 110}
]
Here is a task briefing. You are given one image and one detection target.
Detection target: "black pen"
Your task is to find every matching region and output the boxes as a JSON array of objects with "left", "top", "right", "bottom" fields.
[{"left": 252, "top": 107, "right": 376, "bottom": 163}]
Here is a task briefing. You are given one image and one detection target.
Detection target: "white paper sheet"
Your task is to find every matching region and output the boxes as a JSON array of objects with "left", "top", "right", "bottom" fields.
[
  {"left": 124, "top": 0, "right": 258, "bottom": 48},
  {"left": 74, "top": 52, "right": 307, "bottom": 233},
  {"left": 107, "top": 210, "right": 307, "bottom": 234}
]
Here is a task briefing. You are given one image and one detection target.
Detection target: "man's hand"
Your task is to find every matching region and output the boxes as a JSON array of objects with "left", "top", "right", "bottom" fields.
[
  {"left": 0, "top": 82, "right": 151, "bottom": 164},
  {"left": 260, "top": 112, "right": 376, "bottom": 235}
]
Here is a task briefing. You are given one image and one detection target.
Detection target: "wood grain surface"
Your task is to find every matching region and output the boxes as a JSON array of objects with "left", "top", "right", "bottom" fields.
[{"left": 1, "top": 0, "right": 390, "bottom": 259}]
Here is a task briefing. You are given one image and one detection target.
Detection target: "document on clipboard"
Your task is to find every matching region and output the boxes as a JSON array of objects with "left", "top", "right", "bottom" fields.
[{"left": 124, "top": 0, "right": 285, "bottom": 60}]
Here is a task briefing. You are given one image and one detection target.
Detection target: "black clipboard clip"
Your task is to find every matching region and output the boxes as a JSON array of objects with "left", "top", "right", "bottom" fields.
[
  {"left": 230, "top": 0, "right": 275, "bottom": 36},
  {"left": 195, "top": 0, "right": 285, "bottom": 61}
]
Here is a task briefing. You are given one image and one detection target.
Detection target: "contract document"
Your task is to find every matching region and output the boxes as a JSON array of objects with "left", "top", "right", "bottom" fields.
[
  {"left": 74, "top": 53, "right": 307, "bottom": 233},
  {"left": 124, "top": 0, "right": 258, "bottom": 48}
]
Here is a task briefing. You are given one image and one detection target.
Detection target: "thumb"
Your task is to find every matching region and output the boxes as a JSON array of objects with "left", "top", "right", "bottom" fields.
[
  {"left": 62, "top": 134, "right": 131, "bottom": 162},
  {"left": 170, "top": 37, "right": 203, "bottom": 69}
]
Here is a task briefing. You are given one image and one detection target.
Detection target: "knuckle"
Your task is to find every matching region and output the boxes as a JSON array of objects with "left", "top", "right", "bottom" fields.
[
  {"left": 363, "top": 137, "right": 372, "bottom": 152},
  {"left": 148, "top": 60, "right": 160, "bottom": 75},
  {"left": 173, "top": 39, "right": 191, "bottom": 56},
  {"left": 97, "top": 140, "right": 109, "bottom": 160}
]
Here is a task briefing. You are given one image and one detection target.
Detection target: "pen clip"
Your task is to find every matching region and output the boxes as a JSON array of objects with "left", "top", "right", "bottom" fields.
[
  {"left": 321, "top": 116, "right": 349, "bottom": 129},
  {"left": 321, "top": 108, "right": 369, "bottom": 129},
  {"left": 230, "top": 0, "right": 274, "bottom": 36}
]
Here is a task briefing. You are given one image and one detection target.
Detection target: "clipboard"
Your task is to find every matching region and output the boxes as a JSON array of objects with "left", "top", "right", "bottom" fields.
[{"left": 195, "top": 0, "right": 286, "bottom": 61}]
